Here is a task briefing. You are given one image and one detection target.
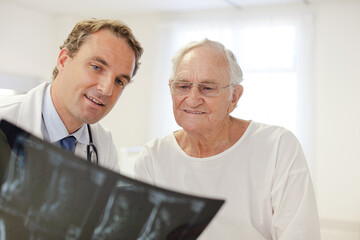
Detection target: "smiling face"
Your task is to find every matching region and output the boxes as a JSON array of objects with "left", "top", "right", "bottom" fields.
[
  {"left": 171, "top": 46, "right": 240, "bottom": 134},
  {"left": 52, "top": 29, "right": 135, "bottom": 133}
]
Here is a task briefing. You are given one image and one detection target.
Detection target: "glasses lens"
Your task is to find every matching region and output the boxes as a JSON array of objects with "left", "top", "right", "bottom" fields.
[
  {"left": 171, "top": 81, "right": 223, "bottom": 97},
  {"left": 172, "top": 82, "right": 192, "bottom": 94},
  {"left": 199, "top": 83, "right": 219, "bottom": 97}
]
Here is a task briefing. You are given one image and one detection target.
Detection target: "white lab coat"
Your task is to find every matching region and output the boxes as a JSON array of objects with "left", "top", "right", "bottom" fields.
[{"left": 0, "top": 82, "right": 119, "bottom": 172}]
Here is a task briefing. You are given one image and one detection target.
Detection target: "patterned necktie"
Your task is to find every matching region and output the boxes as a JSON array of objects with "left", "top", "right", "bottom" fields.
[{"left": 58, "top": 136, "right": 77, "bottom": 153}]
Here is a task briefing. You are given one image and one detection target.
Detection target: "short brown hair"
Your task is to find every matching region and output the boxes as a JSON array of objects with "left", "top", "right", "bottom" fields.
[{"left": 52, "top": 18, "right": 143, "bottom": 80}]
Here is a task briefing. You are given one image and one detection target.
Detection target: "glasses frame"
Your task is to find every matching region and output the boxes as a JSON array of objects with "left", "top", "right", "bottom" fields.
[{"left": 169, "top": 81, "right": 233, "bottom": 97}]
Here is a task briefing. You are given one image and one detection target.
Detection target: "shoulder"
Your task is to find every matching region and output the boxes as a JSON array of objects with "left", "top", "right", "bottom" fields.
[
  {"left": 247, "top": 121, "right": 298, "bottom": 143},
  {"left": 0, "top": 92, "right": 29, "bottom": 123},
  {"left": 142, "top": 133, "right": 176, "bottom": 153},
  {"left": 0, "top": 82, "right": 49, "bottom": 123},
  {"left": 249, "top": 121, "right": 307, "bottom": 169},
  {"left": 0, "top": 94, "right": 26, "bottom": 109},
  {"left": 136, "top": 133, "right": 176, "bottom": 164},
  {"left": 134, "top": 133, "right": 175, "bottom": 183},
  {"left": 239, "top": 121, "right": 303, "bottom": 160},
  {"left": 0, "top": 82, "right": 48, "bottom": 109}
]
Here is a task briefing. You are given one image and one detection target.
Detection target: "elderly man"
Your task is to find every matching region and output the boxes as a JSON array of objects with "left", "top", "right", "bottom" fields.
[
  {"left": 135, "top": 39, "right": 320, "bottom": 239},
  {"left": 0, "top": 19, "right": 143, "bottom": 172}
]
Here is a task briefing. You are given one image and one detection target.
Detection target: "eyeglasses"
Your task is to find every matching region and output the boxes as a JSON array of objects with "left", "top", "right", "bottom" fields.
[{"left": 169, "top": 81, "right": 233, "bottom": 97}]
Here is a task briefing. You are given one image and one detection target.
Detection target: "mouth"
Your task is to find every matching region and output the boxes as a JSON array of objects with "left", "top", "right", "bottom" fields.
[
  {"left": 85, "top": 94, "right": 104, "bottom": 106},
  {"left": 184, "top": 110, "right": 205, "bottom": 114}
]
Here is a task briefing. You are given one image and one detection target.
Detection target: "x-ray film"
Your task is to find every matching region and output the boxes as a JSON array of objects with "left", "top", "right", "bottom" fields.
[{"left": 0, "top": 119, "right": 224, "bottom": 240}]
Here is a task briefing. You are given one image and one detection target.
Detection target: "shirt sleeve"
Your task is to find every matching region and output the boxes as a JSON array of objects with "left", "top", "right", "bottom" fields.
[{"left": 270, "top": 131, "right": 321, "bottom": 240}]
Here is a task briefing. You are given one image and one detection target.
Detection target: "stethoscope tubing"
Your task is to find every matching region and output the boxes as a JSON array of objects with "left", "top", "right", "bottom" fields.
[{"left": 86, "top": 124, "right": 98, "bottom": 164}]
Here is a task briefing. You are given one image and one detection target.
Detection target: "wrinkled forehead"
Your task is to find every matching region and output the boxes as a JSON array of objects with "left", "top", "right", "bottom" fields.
[{"left": 175, "top": 46, "right": 230, "bottom": 82}]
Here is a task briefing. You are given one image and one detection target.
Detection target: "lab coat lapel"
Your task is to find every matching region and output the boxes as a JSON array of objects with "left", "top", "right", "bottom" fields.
[{"left": 16, "top": 82, "right": 49, "bottom": 140}]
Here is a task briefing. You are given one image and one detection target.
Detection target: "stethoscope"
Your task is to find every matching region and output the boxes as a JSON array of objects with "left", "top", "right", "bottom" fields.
[{"left": 86, "top": 124, "right": 98, "bottom": 164}]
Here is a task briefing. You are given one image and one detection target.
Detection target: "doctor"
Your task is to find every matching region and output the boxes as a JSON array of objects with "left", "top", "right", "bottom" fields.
[{"left": 0, "top": 18, "right": 143, "bottom": 172}]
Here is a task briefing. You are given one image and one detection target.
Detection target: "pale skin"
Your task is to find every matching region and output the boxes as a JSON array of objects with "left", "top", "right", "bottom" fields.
[
  {"left": 51, "top": 29, "right": 136, "bottom": 134},
  {"left": 172, "top": 46, "right": 250, "bottom": 158}
]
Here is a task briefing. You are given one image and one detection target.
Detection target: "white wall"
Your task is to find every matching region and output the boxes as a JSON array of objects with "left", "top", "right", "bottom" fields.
[
  {"left": 0, "top": 0, "right": 359, "bottom": 239},
  {"left": 0, "top": 2, "right": 56, "bottom": 84},
  {"left": 314, "top": 0, "right": 360, "bottom": 238}
]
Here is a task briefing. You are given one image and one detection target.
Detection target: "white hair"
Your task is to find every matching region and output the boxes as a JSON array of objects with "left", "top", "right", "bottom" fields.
[{"left": 170, "top": 39, "right": 243, "bottom": 89}]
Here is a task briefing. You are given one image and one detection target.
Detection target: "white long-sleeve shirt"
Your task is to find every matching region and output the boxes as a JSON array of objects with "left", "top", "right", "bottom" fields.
[{"left": 135, "top": 121, "right": 321, "bottom": 240}]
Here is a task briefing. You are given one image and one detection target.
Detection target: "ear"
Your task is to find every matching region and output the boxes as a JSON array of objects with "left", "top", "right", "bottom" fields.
[
  {"left": 228, "top": 85, "right": 243, "bottom": 114},
  {"left": 56, "top": 48, "right": 71, "bottom": 72}
]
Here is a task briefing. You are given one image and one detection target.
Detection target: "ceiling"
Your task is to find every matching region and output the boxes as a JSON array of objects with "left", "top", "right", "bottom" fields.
[{"left": 4, "top": 0, "right": 310, "bottom": 17}]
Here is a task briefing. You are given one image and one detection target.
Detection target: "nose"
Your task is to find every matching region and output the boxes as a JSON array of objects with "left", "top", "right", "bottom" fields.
[
  {"left": 185, "top": 85, "right": 203, "bottom": 106},
  {"left": 97, "top": 76, "right": 114, "bottom": 96}
]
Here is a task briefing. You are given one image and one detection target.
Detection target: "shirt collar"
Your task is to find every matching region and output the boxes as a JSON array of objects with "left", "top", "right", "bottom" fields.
[{"left": 42, "top": 84, "right": 88, "bottom": 144}]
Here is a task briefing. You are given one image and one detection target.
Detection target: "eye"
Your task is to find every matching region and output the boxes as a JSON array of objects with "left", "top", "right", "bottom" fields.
[
  {"left": 175, "top": 83, "right": 191, "bottom": 89},
  {"left": 115, "top": 78, "right": 125, "bottom": 86},
  {"left": 200, "top": 84, "right": 217, "bottom": 91},
  {"left": 91, "top": 65, "right": 101, "bottom": 71}
]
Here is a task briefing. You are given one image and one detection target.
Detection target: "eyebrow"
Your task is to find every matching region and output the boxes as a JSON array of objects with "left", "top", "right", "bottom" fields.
[
  {"left": 175, "top": 78, "right": 217, "bottom": 84},
  {"left": 94, "top": 57, "right": 108, "bottom": 67},
  {"left": 93, "top": 57, "right": 131, "bottom": 83}
]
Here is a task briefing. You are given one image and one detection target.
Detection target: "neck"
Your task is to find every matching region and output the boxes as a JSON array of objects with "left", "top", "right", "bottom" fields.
[
  {"left": 175, "top": 117, "right": 249, "bottom": 158},
  {"left": 50, "top": 81, "right": 83, "bottom": 134}
]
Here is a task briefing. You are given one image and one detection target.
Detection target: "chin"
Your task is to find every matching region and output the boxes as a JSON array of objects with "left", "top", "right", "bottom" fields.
[
  {"left": 81, "top": 115, "right": 102, "bottom": 125},
  {"left": 180, "top": 123, "right": 203, "bottom": 133}
]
